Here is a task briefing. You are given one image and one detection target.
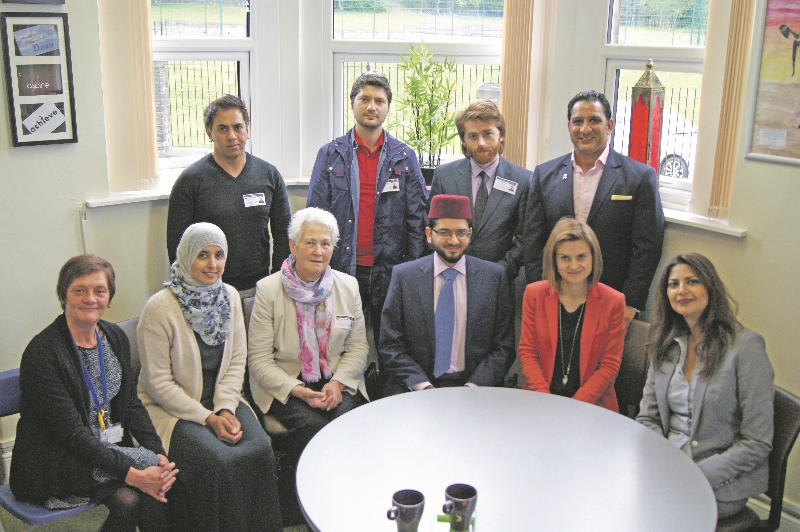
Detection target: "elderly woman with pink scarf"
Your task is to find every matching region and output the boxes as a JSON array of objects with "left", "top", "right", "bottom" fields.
[{"left": 247, "top": 207, "right": 369, "bottom": 465}]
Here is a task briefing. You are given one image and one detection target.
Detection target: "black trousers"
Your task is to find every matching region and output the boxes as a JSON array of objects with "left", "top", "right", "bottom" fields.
[
  {"left": 268, "top": 378, "right": 367, "bottom": 465},
  {"left": 355, "top": 265, "right": 385, "bottom": 350}
]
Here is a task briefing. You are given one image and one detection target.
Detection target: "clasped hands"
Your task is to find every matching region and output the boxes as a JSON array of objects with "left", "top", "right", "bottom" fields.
[
  {"left": 206, "top": 409, "right": 243, "bottom": 444},
  {"left": 291, "top": 380, "right": 345, "bottom": 411},
  {"left": 125, "top": 454, "right": 178, "bottom": 503}
]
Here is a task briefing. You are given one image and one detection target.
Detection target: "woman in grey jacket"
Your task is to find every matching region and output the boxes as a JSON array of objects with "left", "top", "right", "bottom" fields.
[{"left": 637, "top": 253, "right": 774, "bottom": 520}]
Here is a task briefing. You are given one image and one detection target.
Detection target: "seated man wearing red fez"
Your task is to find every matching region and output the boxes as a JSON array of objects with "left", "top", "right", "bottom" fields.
[{"left": 379, "top": 194, "right": 515, "bottom": 395}]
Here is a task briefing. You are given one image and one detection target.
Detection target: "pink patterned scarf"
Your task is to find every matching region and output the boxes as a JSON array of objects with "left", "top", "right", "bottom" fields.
[{"left": 280, "top": 256, "right": 334, "bottom": 382}]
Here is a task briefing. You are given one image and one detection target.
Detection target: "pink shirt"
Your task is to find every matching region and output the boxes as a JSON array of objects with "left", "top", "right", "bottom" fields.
[
  {"left": 571, "top": 144, "right": 610, "bottom": 223},
  {"left": 410, "top": 253, "right": 468, "bottom": 391},
  {"left": 470, "top": 156, "right": 499, "bottom": 202}
]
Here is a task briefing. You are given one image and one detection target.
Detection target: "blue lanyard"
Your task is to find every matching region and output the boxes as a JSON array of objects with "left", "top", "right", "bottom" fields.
[{"left": 74, "top": 329, "right": 109, "bottom": 430}]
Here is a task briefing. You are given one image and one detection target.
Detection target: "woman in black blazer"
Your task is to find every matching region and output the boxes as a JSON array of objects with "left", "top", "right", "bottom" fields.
[{"left": 10, "top": 254, "right": 177, "bottom": 532}]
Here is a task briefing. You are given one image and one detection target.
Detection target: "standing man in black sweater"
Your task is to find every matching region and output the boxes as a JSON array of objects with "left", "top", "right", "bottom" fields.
[{"left": 167, "top": 95, "right": 291, "bottom": 297}]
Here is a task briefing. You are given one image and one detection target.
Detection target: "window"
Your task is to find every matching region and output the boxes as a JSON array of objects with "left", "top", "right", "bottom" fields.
[
  {"left": 151, "top": 0, "right": 253, "bottom": 185},
  {"left": 330, "top": 1, "right": 503, "bottom": 164},
  {"left": 333, "top": 0, "right": 503, "bottom": 42},
  {"left": 604, "top": 0, "right": 708, "bottom": 210},
  {"left": 339, "top": 60, "right": 500, "bottom": 159}
]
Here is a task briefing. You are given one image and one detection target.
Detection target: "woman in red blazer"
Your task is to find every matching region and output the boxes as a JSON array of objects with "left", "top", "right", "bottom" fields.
[{"left": 518, "top": 218, "right": 625, "bottom": 411}]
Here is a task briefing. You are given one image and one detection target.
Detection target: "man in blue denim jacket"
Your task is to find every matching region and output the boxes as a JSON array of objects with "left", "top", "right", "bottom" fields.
[{"left": 307, "top": 72, "right": 427, "bottom": 350}]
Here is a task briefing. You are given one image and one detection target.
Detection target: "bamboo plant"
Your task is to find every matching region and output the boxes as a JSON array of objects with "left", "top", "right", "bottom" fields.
[{"left": 395, "top": 42, "right": 459, "bottom": 169}]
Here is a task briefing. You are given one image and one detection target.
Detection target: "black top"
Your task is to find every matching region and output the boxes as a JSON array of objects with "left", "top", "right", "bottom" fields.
[
  {"left": 195, "top": 331, "right": 224, "bottom": 410},
  {"left": 10, "top": 314, "right": 165, "bottom": 503},
  {"left": 550, "top": 303, "right": 584, "bottom": 398},
  {"left": 167, "top": 153, "right": 292, "bottom": 290}
]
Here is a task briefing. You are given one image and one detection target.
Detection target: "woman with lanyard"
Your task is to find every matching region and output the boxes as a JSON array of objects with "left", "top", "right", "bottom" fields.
[
  {"left": 137, "top": 222, "right": 282, "bottom": 531},
  {"left": 10, "top": 254, "right": 177, "bottom": 532},
  {"left": 517, "top": 217, "right": 626, "bottom": 411}
]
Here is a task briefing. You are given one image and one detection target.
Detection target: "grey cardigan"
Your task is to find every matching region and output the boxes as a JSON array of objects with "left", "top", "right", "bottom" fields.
[{"left": 636, "top": 327, "right": 774, "bottom": 502}]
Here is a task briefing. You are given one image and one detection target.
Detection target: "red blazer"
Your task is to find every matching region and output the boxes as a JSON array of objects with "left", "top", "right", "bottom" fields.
[{"left": 518, "top": 281, "right": 625, "bottom": 411}]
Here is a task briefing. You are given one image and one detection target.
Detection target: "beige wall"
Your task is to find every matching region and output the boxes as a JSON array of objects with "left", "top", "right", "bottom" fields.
[
  {"left": 0, "top": 1, "right": 110, "bottom": 438},
  {"left": 658, "top": 157, "right": 800, "bottom": 506},
  {"left": 1, "top": 0, "right": 798, "bottom": 510}
]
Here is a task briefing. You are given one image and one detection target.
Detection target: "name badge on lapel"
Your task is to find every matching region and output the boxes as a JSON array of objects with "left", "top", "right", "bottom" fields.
[
  {"left": 493, "top": 176, "right": 518, "bottom": 195},
  {"left": 335, "top": 315, "right": 354, "bottom": 329},
  {"left": 611, "top": 195, "right": 633, "bottom": 201}
]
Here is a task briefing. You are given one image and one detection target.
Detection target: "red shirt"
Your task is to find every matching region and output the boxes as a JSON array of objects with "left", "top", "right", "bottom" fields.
[{"left": 354, "top": 130, "right": 384, "bottom": 267}]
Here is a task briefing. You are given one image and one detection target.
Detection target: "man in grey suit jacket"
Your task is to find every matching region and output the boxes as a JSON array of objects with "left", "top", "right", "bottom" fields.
[
  {"left": 380, "top": 195, "right": 515, "bottom": 396},
  {"left": 523, "top": 90, "right": 664, "bottom": 324},
  {"left": 430, "top": 100, "right": 531, "bottom": 281}
]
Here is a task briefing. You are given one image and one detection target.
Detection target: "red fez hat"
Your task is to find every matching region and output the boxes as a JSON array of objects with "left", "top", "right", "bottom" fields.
[{"left": 428, "top": 194, "right": 472, "bottom": 220}]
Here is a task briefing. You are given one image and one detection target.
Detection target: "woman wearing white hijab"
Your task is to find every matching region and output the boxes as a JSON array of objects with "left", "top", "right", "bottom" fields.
[{"left": 137, "top": 222, "right": 282, "bottom": 531}]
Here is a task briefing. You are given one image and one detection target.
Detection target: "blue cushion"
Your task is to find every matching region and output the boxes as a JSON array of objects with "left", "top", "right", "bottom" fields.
[
  {"left": 0, "top": 484, "right": 96, "bottom": 526},
  {"left": 0, "top": 369, "right": 20, "bottom": 418}
]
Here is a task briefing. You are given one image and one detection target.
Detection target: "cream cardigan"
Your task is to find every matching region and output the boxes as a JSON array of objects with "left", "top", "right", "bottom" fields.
[
  {"left": 248, "top": 270, "right": 369, "bottom": 413},
  {"left": 137, "top": 286, "right": 247, "bottom": 452}
]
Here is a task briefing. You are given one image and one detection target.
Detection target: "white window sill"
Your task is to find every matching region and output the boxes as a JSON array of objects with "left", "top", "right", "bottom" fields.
[
  {"left": 86, "top": 189, "right": 171, "bottom": 208},
  {"left": 664, "top": 208, "right": 746, "bottom": 237}
]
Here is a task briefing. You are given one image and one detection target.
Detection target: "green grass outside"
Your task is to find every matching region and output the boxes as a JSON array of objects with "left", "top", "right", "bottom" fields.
[
  {"left": 614, "top": 25, "right": 706, "bottom": 47},
  {"left": 618, "top": 69, "right": 702, "bottom": 123},
  {"left": 151, "top": 3, "right": 247, "bottom": 28},
  {"left": 165, "top": 60, "right": 238, "bottom": 148},
  {"left": 333, "top": 9, "right": 503, "bottom": 39}
]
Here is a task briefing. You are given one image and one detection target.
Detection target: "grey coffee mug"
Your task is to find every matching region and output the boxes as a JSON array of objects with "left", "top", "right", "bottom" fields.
[
  {"left": 387, "top": 489, "right": 425, "bottom": 532},
  {"left": 442, "top": 483, "right": 477, "bottom": 531}
]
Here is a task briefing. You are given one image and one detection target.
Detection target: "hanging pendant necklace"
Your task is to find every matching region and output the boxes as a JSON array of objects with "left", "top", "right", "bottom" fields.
[{"left": 558, "top": 300, "right": 585, "bottom": 386}]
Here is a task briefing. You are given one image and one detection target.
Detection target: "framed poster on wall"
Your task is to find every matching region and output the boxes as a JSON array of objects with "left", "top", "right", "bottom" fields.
[
  {"left": 745, "top": 0, "right": 800, "bottom": 166},
  {"left": 0, "top": 12, "right": 77, "bottom": 146}
]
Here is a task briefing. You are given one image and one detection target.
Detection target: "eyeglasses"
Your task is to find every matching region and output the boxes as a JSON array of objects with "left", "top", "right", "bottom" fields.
[{"left": 430, "top": 228, "right": 472, "bottom": 240}]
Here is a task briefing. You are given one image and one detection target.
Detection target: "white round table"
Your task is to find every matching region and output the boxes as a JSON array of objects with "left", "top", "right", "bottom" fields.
[{"left": 296, "top": 387, "right": 717, "bottom": 531}]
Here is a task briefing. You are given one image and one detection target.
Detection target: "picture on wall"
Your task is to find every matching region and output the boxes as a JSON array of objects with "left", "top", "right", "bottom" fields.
[
  {"left": 0, "top": 12, "right": 77, "bottom": 146},
  {"left": 746, "top": 0, "right": 800, "bottom": 166}
]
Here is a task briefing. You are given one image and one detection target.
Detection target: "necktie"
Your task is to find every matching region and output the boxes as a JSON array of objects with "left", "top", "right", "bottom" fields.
[
  {"left": 474, "top": 171, "right": 488, "bottom": 226},
  {"left": 434, "top": 268, "right": 458, "bottom": 378}
]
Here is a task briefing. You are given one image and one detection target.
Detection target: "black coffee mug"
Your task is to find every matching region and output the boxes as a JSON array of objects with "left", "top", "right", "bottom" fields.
[
  {"left": 442, "top": 483, "right": 477, "bottom": 531},
  {"left": 387, "top": 489, "right": 425, "bottom": 532}
]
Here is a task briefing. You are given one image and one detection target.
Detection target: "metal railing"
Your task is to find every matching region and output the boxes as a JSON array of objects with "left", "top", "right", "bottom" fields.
[
  {"left": 610, "top": 0, "right": 708, "bottom": 46},
  {"left": 151, "top": 0, "right": 248, "bottom": 37},
  {"left": 156, "top": 60, "right": 240, "bottom": 150},
  {"left": 334, "top": 0, "right": 504, "bottom": 41},
  {"left": 613, "top": 85, "right": 701, "bottom": 180}
]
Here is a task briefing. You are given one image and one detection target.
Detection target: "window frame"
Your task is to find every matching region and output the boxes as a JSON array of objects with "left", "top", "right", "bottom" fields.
[
  {"left": 151, "top": 36, "right": 255, "bottom": 186},
  {"left": 602, "top": 38, "right": 706, "bottom": 210},
  {"left": 327, "top": 8, "right": 502, "bottom": 155}
]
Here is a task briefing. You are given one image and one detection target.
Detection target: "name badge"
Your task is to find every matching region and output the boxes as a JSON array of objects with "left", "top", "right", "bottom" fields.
[
  {"left": 611, "top": 195, "right": 633, "bottom": 201},
  {"left": 335, "top": 315, "right": 354, "bottom": 329},
  {"left": 100, "top": 423, "right": 123, "bottom": 444},
  {"left": 382, "top": 179, "right": 400, "bottom": 193},
  {"left": 243, "top": 193, "right": 266, "bottom": 207},
  {"left": 493, "top": 176, "right": 518, "bottom": 195}
]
